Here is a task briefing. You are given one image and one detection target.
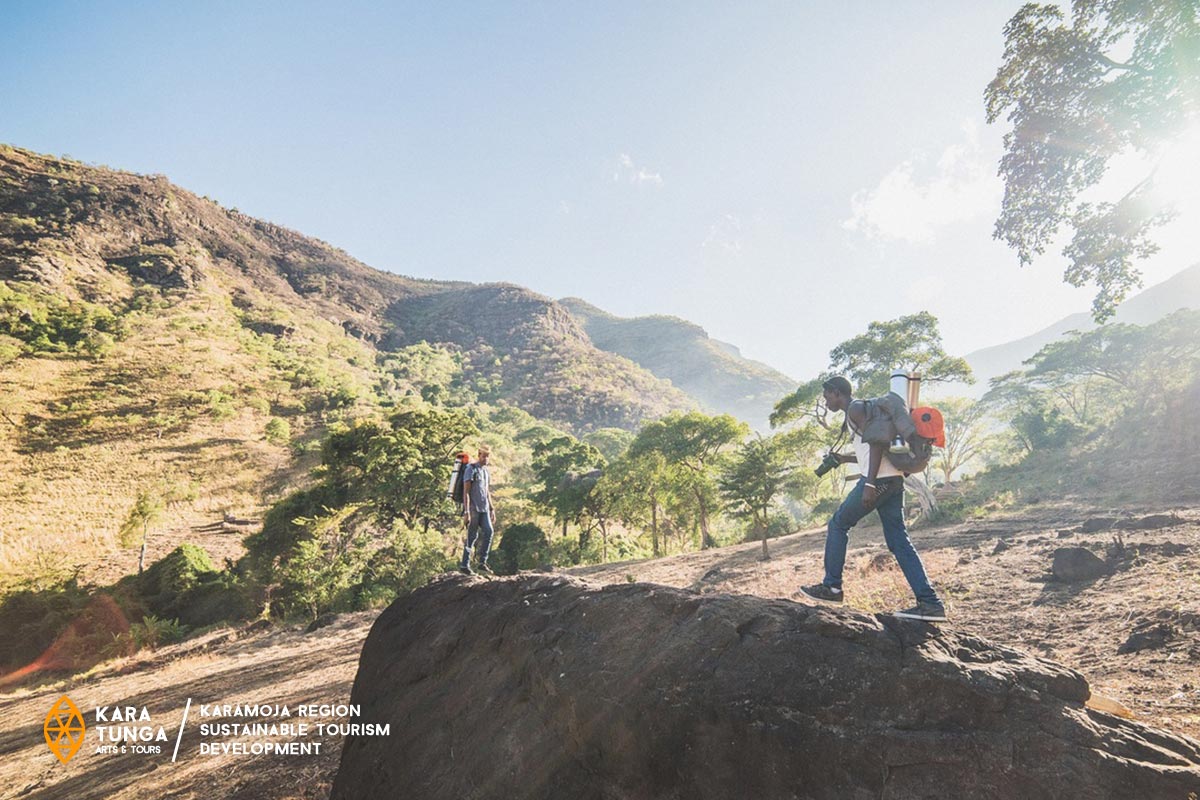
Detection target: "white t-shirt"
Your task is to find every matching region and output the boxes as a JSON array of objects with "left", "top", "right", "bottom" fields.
[{"left": 849, "top": 425, "right": 903, "bottom": 480}]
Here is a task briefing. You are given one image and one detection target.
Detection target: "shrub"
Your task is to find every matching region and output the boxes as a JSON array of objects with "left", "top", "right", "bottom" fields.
[
  {"left": 264, "top": 417, "right": 291, "bottom": 445},
  {"left": 491, "top": 523, "right": 550, "bottom": 574},
  {"left": 0, "top": 579, "right": 92, "bottom": 670}
]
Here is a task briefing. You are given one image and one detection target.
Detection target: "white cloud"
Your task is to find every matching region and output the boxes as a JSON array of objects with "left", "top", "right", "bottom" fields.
[
  {"left": 613, "top": 152, "right": 663, "bottom": 187},
  {"left": 843, "top": 122, "right": 1001, "bottom": 244}
]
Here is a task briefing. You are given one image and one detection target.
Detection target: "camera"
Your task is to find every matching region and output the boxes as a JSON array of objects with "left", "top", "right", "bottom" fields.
[{"left": 814, "top": 452, "right": 841, "bottom": 477}]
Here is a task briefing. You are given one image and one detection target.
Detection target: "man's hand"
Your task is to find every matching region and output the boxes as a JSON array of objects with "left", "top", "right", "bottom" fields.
[
  {"left": 489, "top": 509, "right": 496, "bottom": 525},
  {"left": 862, "top": 484, "right": 878, "bottom": 511},
  {"left": 462, "top": 510, "right": 471, "bottom": 527}
]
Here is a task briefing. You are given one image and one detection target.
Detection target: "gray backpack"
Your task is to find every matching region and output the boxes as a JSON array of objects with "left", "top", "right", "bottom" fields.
[{"left": 853, "top": 394, "right": 932, "bottom": 475}]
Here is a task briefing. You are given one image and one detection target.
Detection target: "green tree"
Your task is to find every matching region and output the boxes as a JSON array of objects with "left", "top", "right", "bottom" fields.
[
  {"left": 827, "top": 312, "right": 973, "bottom": 397},
  {"left": 987, "top": 1, "right": 1200, "bottom": 320},
  {"left": 602, "top": 450, "right": 674, "bottom": 556},
  {"left": 773, "top": 313, "right": 972, "bottom": 428},
  {"left": 264, "top": 417, "right": 291, "bottom": 445},
  {"left": 491, "top": 523, "right": 550, "bottom": 574},
  {"left": 530, "top": 435, "right": 606, "bottom": 558},
  {"left": 718, "top": 434, "right": 800, "bottom": 559},
  {"left": 584, "top": 427, "right": 635, "bottom": 461},
  {"left": 321, "top": 407, "right": 476, "bottom": 530},
  {"left": 984, "top": 371, "right": 1084, "bottom": 455},
  {"left": 119, "top": 490, "right": 166, "bottom": 574},
  {"left": 245, "top": 406, "right": 475, "bottom": 615},
  {"left": 628, "top": 411, "right": 748, "bottom": 549}
]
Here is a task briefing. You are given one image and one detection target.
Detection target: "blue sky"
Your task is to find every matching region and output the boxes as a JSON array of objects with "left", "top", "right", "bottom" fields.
[{"left": 3, "top": 1, "right": 1196, "bottom": 380}]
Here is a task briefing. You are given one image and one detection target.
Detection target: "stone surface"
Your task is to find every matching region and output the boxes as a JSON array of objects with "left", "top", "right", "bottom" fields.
[
  {"left": 1051, "top": 546, "right": 1110, "bottom": 582},
  {"left": 331, "top": 575, "right": 1200, "bottom": 800},
  {"left": 1118, "top": 622, "right": 1175, "bottom": 654}
]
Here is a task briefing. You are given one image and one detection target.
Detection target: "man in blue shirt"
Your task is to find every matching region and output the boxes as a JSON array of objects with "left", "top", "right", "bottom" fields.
[{"left": 459, "top": 446, "right": 496, "bottom": 575}]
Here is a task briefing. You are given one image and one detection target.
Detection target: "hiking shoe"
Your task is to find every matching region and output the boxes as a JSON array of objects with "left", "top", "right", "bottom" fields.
[
  {"left": 798, "top": 583, "right": 843, "bottom": 605},
  {"left": 894, "top": 602, "right": 947, "bottom": 622},
  {"left": 459, "top": 565, "right": 474, "bottom": 576},
  {"left": 477, "top": 563, "right": 495, "bottom": 576}
]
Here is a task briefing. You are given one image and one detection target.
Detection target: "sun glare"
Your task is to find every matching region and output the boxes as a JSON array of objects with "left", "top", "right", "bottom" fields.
[{"left": 1151, "top": 125, "right": 1200, "bottom": 216}]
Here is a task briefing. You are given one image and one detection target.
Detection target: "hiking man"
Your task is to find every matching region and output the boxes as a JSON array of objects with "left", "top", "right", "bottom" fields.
[
  {"left": 459, "top": 446, "right": 496, "bottom": 575},
  {"left": 799, "top": 376, "right": 946, "bottom": 621}
]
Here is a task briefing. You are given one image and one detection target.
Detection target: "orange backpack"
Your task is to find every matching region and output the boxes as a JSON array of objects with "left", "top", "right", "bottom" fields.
[{"left": 911, "top": 407, "right": 945, "bottom": 447}]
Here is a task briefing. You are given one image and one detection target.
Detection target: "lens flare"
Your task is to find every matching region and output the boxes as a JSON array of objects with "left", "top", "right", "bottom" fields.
[{"left": 1151, "top": 125, "right": 1200, "bottom": 216}]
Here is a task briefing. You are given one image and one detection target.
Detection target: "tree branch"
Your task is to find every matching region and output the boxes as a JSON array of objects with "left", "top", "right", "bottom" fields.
[{"left": 1095, "top": 53, "right": 1154, "bottom": 77}]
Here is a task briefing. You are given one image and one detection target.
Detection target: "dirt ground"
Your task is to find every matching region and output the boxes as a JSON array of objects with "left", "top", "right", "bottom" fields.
[{"left": 2, "top": 500, "right": 1197, "bottom": 799}]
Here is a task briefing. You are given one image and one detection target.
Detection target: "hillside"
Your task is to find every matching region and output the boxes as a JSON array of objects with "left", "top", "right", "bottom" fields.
[
  {"left": 561, "top": 297, "right": 796, "bottom": 429},
  {"left": 962, "top": 261, "right": 1200, "bottom": 393},
  {"left": 0, "top": 145, "right": 694, "bottom": 581}
]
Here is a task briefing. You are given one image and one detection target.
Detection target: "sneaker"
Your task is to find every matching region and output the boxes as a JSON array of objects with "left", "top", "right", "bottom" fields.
[
  {"left": 477, "top": 563, "right": 494, "bottom": 576},
  {"left": 459, "top": 565, "right": 474, "bottom": 576},
  {"left": 894, "top": 602, "right": 947, "bottom": 622},
  {"left": 797, "top": 583, "right": 843, "bottom": 605}
]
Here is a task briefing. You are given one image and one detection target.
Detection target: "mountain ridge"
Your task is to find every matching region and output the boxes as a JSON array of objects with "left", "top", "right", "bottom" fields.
[
  {"left": 560, "top": 296, "right": 796, "bottom": 430},
  {"left": 961, "top": 261, "right": 1200, "bottom": 393}
]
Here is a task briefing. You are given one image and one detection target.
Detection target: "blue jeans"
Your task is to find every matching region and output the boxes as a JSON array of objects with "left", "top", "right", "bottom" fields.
[
  {"left": 460, "top": 511, "right": 494, "bottom": 569},
  {"left": 823, "top": 478, "right": 939, "bottom": 605}
]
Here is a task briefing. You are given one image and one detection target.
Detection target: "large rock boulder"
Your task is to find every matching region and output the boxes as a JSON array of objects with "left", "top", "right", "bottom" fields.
[{"left": 331, "top": 575, "right": 1200, "bottom": 800}]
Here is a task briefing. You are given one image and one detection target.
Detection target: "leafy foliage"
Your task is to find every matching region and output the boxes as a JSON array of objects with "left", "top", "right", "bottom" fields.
[
  {"left": 531, "top": 435, "right": 606, "bottom": 559},
  {"left": 718, "top": 433, "right": 803, "bottom": 558},
  {"left": 987, "top": 1, "right": 1200, "bottom": 319},
  {"left": 244, "top": 406, "right": 474, "bottom": 618},
  {"left": 320, "top": 407, "right": 477, "bottom": 529},
  {"left": 773, "top": 313, "right": 972, "bottom": 428},
  {"left": 627, "top": 411, "right": 748, "bottom": 549},
  {"left": 827, "top": 312, "right": 973, "bottom": 397},
  {"left": 0, "top": 282, "right": 126, "bottom": 356},
  {"left": 490, "top": 523, "right": 550, "bottom": 574}
]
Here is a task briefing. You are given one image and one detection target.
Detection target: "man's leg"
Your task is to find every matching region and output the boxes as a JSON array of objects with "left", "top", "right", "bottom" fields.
[
  {"left": 822, "top": 480, "right": 870, "bottom": 590},
  {"left": 877, "top": 488, "right": 941, "bottom": 606},
  {"left": 460, "top": 514, "right": 481, "bottom": 570},
  {"left": 475, "top": 512, "right": 496, "bottom": 567}
]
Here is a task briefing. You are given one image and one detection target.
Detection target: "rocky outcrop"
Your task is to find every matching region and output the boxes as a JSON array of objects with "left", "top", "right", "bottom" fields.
[
  {"left": 331, "top": 575, "right": 1200, "bottom": 800},
  {"left": 1051, "top": 546, "right": 1110, "bottom": 582}
]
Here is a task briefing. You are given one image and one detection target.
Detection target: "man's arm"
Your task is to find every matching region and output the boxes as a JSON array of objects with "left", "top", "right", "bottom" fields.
[
  {"left": 462, "top": 467, "right": 473, "bottom": 520},
  {"left": 861, "top": 442, "right": 886, "bottom": 508},
  {"left": 847, "top": 400, "right": 884, "bottom": 507},
  {"left": 839, "top": 401, "right": 865, "bottom": 464}
]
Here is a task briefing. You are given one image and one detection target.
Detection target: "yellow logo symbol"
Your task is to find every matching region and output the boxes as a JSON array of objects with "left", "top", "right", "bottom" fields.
[{"left": 44, "top": 695, "right": 86, "bottom": 764}]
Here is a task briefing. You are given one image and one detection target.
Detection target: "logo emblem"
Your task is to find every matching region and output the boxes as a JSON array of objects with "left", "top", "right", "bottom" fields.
[{"left": 44, "top": 695, "right": 86, "bottom": 764}]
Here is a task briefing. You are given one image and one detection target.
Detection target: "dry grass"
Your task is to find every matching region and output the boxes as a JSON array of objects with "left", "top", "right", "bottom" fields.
[{"left": 0, "top": 284, "right": 375, "bottom": 588}]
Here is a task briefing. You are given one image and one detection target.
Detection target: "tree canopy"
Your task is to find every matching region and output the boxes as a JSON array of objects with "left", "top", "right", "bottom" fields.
[
  {"left": 987, "top": 1, "right": 1200, "bottom": 320},
  {"left": 628, "top": 411, "right": 748, "bottom": 549},
  {"left": 772, "top": 312, "right": 972, "bottom": 428}
]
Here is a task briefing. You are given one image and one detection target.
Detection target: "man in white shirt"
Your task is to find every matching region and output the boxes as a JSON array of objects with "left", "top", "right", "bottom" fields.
[{"left": 798, "top": 376, "right": 946, "bottom": 621}]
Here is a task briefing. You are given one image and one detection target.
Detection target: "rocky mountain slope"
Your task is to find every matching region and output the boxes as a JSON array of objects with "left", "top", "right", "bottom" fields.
[
  {"left": 561, "top": 298, "right": 796, "bottom": 430},
  {"left": 0, "top": 144, "right": 692, "bottom": 431},
  {"left": 0, "top": 145, "right": 700, "bottom": 578}
]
